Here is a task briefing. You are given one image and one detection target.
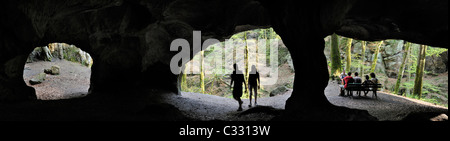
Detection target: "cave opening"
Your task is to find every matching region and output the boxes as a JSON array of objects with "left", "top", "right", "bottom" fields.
[
  {"left": 23, "top": 43, "right": 93, "bottom": 100},
  {"left": 177, "top": 28, "right": 295, "bottom": 115},
  {"left": 321, "top": 34, "right": 448, "bottom": 120}
]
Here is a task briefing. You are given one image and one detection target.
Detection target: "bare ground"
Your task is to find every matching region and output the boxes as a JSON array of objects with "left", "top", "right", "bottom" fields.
[
  {"left": 165, "top": 81, "right": 447, "bottom": 121},
  {"left": 324, "top": 81, "right": 448, "bottom": 121},
  {"left": 23, "top": 60, "right": 90, "bottom": 100},
  {"left": 21, "top": 60, "right": 448, "bottom": 121}
]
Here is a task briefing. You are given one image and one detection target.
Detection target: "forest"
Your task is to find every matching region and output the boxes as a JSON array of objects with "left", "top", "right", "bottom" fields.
[{"left": 181, "top": 28, "right": 448, "bottom": 107}]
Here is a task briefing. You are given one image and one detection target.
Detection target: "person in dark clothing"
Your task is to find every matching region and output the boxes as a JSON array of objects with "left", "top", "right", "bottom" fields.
[
  {"left": 230, "top": 64, "right": 247, "bottom": 111},
  {"left": 370, "top": 72, "right": 379, "bottom": 85},
  {"left": 248, "top": 65, "right": 260, "bottom": 107},
  {"left": 363, "top": 75, "right": 372, "bottom": 84},
  {"left": 362, "top": 75, "right": 374, "bottom": 96}
]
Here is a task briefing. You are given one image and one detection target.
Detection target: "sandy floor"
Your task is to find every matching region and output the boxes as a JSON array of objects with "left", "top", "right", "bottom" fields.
[{"left": 23, "top": 60, "right": 91, "bottom": 100}]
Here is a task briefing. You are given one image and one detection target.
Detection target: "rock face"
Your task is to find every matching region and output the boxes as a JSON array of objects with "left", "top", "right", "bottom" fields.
[
  {"left": 28, "top": 43, "right": 93, "bottom": 68},
  {"left": 425, "top": 51, "right": 448, "bottom": 73},
  {"left": 382, "top": 40, "right": 404, "bottom": 78},
  {"left": 26, "top": 47, "right": 53, "bottom": 63},
  {"left": 0, "top": 0, "right": 447, "bottom": 120}
]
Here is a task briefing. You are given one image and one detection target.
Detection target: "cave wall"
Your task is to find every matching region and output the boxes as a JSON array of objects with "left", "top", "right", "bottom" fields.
[
  {"left": 1, "top": 0, "right": 269, "bottom": 99},
  {"left": 0, "top": 0, "right": 447, "bottom": 120}
]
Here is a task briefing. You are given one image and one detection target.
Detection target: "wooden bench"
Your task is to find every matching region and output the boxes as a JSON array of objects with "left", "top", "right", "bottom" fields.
[{"left": 340, "top": 83, "right": 382, "bottom": 98}]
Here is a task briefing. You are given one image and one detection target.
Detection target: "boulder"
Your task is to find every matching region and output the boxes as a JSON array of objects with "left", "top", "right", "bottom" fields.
[
  {"left": 270, "top": 86, "right": 288, "bottom": 97},
  {"left": 425, "top": 51, "right": 448, "bottom": 73},
  {"left": 44, "top": 65, "right": 60, "bottom": 75},
  {"left": 26, "top": 47, "right": 42, "bottom": 63},
  {"left": 29, "top": 72, "right": 46, "bottom": 85}
]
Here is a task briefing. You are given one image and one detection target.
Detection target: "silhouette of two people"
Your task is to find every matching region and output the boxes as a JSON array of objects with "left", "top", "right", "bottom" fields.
[{"left": 230, "top": 64, "right": 260, "bottom": 111}]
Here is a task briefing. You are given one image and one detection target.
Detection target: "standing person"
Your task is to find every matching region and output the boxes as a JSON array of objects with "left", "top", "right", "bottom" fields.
[
  {"left": 248, "top": 65, "right": 260, "bottom": 107},
  {"left": 230, "top": 64, "right": 247, "bottom": 111}
]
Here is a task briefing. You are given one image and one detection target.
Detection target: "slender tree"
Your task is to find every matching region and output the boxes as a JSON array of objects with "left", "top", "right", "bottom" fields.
[
  {"left": 244, "top": 31, "right": 249, "bottom": 98},
  {"left": 413, "top": 45, "right": 427, "bottom": 98},
  {"left": 182, "top": 66, "right": 187, "bottom": 90},
  {"left": 360, "top": 41, "right": 366, "bottom": 77},
  {"left": 394, "top": 41, "right": 411, "bottom": 95},
  {"left": 345, "top": 38, "right": 353, "bottom": 72},
  {"left": 260, "top": 29, "right": 268, "bottom": 90},
  {"left": 330, "top": 33, "right": 342, "bottom": 78},
  {"left": 370, "top": 41, "right": 384, "bottom": 73},
  {"left": 407, "top": 44, "right": 413, "bottom": 82},
  {"left": 200, "top": 50, "right": 205, "bottom": 94}
]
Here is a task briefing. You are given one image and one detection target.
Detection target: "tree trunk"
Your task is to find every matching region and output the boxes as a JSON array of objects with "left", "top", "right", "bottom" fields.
[
  {"left": 394, "top": 41, "right": 410, "bottom": 95},
  {"left": 256, "top": 32, "right": 259, "bottom": 69},
  {"left": 407, "top": 45, "right": 412, "bottom": 82},
  {"left": 345, "top": 38, "right": 353, "bottom": 72},
  {"left": 413, "top": 45, "right": 427, "bottom": 99},
  {"left": 370, "top": 41, "right": 383, "bottom": 73},
  {"left": 200, "top": 50, "right": 205, "bottom": 94},
  {"left": 360, "top": 41, "right": 366, "bottom": 77},
  {"left": 330, "top": 33, "right": 342, "bottom": 78},
  {"left": 244, "top": 31, "right": 249, "bottom": 97},
  {"left": 182, "top": 66, "right": 187, "bottom": 90},
  {"left": 260, "top": 29, "right": 267, "bottom": 90}
]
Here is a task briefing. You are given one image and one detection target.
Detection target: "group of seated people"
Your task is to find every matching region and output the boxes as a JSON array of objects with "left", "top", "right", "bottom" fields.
[{"left": 339, "top": 72, "right": 379, "bottom": 96}]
